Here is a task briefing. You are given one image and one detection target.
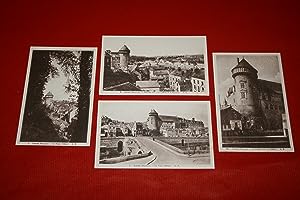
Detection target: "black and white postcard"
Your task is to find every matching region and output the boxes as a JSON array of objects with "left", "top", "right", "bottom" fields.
[
  {"left": 95, "top": 101, "right": 214, "bottom": 169},
  {"left": 99, "top": 36, "right": 209, "bottom": 95},
  {"left": 16, "top": 47, "right": 97, "bottom": 146},
  {"left": 213, "top": 53, "right": 293, "bottom": 152}
]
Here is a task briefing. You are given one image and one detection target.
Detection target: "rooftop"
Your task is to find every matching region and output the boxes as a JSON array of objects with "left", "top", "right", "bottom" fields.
[
  {"left": 136, "top": 81, "right": 160, "bottom": 88},
  {"left": 257, "top": 79, "right": 282, "bottom": 94},
  {"left": 153, "top": 70, "right": 169, "bottom": 76},
  {"left": 158, "top": 115, "right": 181, "bottom": 122},
  {"left": 119, "top": 45, "right": 130, "bottom": 52},
  {"left": 104, "top": 82, "right": 142, "bottom": 91},
  {"left": 45, "top": 91, "right": 54, "bottom": 97},
  {"left": 149, "top": 109, "right": 158, "bottom": 115},
  {"left": 191, "top": 68, "right": 205, "bottom": 80},
  {"left": 231, "top": 58, "right": 258, "bottom": 74}
]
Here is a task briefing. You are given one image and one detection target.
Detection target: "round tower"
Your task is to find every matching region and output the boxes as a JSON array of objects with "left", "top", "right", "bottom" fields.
[
  {"left": 231, "top": 58, "right": 259, "bottom": 116},
  {"left": 118, "top": 45, "right": 130, "bottom": 71},
  {"left": 147, "top": 109, "right": 162, "bottom": 131}
]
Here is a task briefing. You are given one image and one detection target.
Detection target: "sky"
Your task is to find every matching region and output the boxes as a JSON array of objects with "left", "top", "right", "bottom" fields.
[
  {"left": 44, "top": 58, "right": 78, "bottom": 101},
  {"left": 214, "top": 54, "right": 283, "bottom": 101},
  {"left": 98, "top": 101, "right": 210, "bottom": 126},
  {"left": 102, "top": 36, "right": 207, "bottom": 57}
]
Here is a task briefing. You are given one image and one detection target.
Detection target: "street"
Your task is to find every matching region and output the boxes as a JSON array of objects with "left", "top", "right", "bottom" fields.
[{"left": 136, "top": 137, "right": 210, "bottom": 168}]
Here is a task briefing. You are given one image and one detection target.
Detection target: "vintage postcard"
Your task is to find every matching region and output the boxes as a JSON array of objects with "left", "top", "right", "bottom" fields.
[
  {"left": 99, "top": 36, "right": 209, "bottom": 95},
  {"left": 16, "top": 47, "right": 97, "bottom": 146},
  {"left": 213, "top": 53, "right": 294, "bottom": 152},
  {"left": 95, "top": 101, "right": 214, "bottom": 169}
]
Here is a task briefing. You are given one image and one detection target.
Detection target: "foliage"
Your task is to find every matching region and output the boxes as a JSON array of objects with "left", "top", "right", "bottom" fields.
[
  {"left": 103, "top": 68, "right": 138, "bottom": 88},
  {"left": 21, "top": 50, "right": 94, "bottom": 143},
  {"left": 20, "top": 50, "right": 60, "bottom": 142}
]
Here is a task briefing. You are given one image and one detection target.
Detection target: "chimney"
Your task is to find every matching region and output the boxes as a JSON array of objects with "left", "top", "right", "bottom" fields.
[{"left": 237, "top": 57, "right": 240, "bottom": 64}]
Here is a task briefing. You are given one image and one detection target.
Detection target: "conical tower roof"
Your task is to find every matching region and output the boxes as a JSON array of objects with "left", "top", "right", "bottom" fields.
[
  {"left": 45, "top": 91, "right": 54, "bottom": 98},
  {"left": 149, "top": 109, "right": 158, "bottom": 115},
  {"left": 231, "top": 58, "right": 258, "bottom": 73},
  {"left": 119, "top": 45, "right": 130, "bottom": 53},
  {"left": 231, "top": 58, "right": 258, "bottom": 79}
]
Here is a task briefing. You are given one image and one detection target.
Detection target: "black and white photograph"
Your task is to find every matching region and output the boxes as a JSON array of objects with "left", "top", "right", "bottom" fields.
[
  {"left": 213, "top": 53, "right": 294, "bottom": 151},
  {"left": 16, "top": 47, "right": 97, "bottom": 146},
  {"left": 99, "top": 36, "right": 209, "bottom": 95},
  {"left": 95, "top": 101, "right": 214, "bottom": 169}
]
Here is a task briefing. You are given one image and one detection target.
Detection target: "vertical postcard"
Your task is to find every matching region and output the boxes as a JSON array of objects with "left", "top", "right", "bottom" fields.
[
  {"left": 16, "top": 47, "right": 97, "bottom": 146},
  {"left": 99, "top": 36, "right": 209, "bottom": 95},
  {"left": 95, "top": 101, "right": 214, "bottom": 169},
  {"left": 213, "top": 53, "right": 294, "bottom": 152}
]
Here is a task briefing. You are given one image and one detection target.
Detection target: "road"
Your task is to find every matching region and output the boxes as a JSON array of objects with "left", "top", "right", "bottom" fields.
[{"left": 135, "top": 137, "right": 211, "bottom": 168}]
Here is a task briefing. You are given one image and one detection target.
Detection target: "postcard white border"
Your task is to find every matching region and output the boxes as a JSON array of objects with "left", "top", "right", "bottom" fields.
[
  {"left": 99, "top": 35, "right": 209, "bottom": 96},
  {"left": 16, "top": 46, "right": 98, "bottom": 146},
  {"left": 94, "top": 100, "right": 214, "bottom": 169},
  {"left": 213, "top": 52, "right": 294, "bottom": 152}
]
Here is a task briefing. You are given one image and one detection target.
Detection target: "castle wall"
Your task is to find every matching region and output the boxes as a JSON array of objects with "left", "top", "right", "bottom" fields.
[{"left": 259, "top": 93, "right": 285, "bottom": 130}]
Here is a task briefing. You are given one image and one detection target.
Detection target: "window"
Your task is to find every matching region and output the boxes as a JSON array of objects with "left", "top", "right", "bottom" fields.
[
  {"left": 265, "top": 104, "right": 268, "bottom": 110},
  {"left": 240, "top": 82, "right": 245, "bottom": 88},
  {"left": 241, "top": 92, "right": 246, "bottom": 99}
]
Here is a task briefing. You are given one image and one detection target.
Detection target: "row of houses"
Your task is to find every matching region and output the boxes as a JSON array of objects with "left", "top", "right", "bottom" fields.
[
  {"left": 103, "top": 45, "right": 206, "bottom": 92},
  {"left": 100, "top": 110, "right": 207, "bottom": 138},
  {"left": 104, "top": 65, "right": 206, "bottom": 92}
]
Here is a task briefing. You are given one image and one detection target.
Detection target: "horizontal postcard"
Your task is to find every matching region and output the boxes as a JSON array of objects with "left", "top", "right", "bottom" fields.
[
  {"left": 95, "top": 101, "right": 214, "bottom": 169},
  {"left": 99, "top": 36, "right": 209, "bottom": 96},
  {"left": 213, "top": 53, "right": 294, "bottom": 152},
  {"left": 16, "top": 47, "right": 97, "bottom": 146}
]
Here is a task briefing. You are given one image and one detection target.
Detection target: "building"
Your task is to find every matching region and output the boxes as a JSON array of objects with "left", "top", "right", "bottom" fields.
[
  {"left": 119, "top": 45, "right": 130, "bottom": 71},
  {"left": 191, "top": 68, "right": 205, "bottom": 92},
  {"left": 149, "top": 68, "right": 169, "bottom": 82},
  {"left": 147, "top": 109, "right": 162, "bottom": 134},
  {"left": 221, "top": 58, "right": 286, "bottom": 132},
  {"left": 145, "top": 108, "right": 205, "bottom": 137},
  {"left": 169, "top": 70, "right": 182, "bottom": 91},
  {"left": 136, "top": 81, "right": 161, "bottom": 91},
  {"left": 44, "top": 91, "right": 54, "bottom": 106},
  {"left": 169, "top": 68, "right": 205, "bottom": 92},
  {"left": 104, "top": 45, "right": 131, "bottom": 72},
  {"left": 130, "top": 122, "right": 144, "bottom": 136},
  {"left": 103, "top": 82, "right": 142, "bottom": 91},
  {"left": 159, "top": 115, "right": 205, "bottom": 137}
]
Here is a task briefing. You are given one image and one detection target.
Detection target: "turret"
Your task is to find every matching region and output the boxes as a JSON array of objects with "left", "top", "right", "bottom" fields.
[
  {"left": 231, "top": 58, "right": 258, "bottom": 116},
  {"left": 44, "top": 91, "right": 54, "bottom": 106},
  {"left": 118, "top": 45, "right": 130, "bottom": 71},
  {"left": 147, "top": 109, "right": 162, "bottom": 131}
]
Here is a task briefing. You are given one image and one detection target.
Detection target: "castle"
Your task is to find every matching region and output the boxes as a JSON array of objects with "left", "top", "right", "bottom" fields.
[
  {"left": 104, "top": 45, "right": 131, "bottom": 72},
  {"left": 146, "top": 109, "right": 205, "bottom": 137},
  {"left": 221, "top": 58, "right": 286, "bottom": 132}
]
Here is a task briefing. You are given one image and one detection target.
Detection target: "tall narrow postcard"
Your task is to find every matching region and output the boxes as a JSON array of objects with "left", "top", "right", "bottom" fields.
[
  {"left": 213, "top": 53, "right": 294, "bottom": 152},
  {"left": 16, "top": 47, "right": 97, "bottom": 146},
  {"left": 99, "top": 36, "right": 209, "bottom": 95},
  {"left": 95, "top": 101, "right": 214, "bottom": 169}
]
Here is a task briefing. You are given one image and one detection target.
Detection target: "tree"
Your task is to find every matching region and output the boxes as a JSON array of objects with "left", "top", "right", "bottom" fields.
[
  {"left": 20, "top": 50, "right": 60, "bottom": 142},
  {"left": 51, "top": 51, "right": 94, "bottom": 142},
  {"left": 21, "top": 50, "right": 94, "bottom": 143},
  {"left": 71, "top": 51, "right": 93, "bottom": 142}
]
